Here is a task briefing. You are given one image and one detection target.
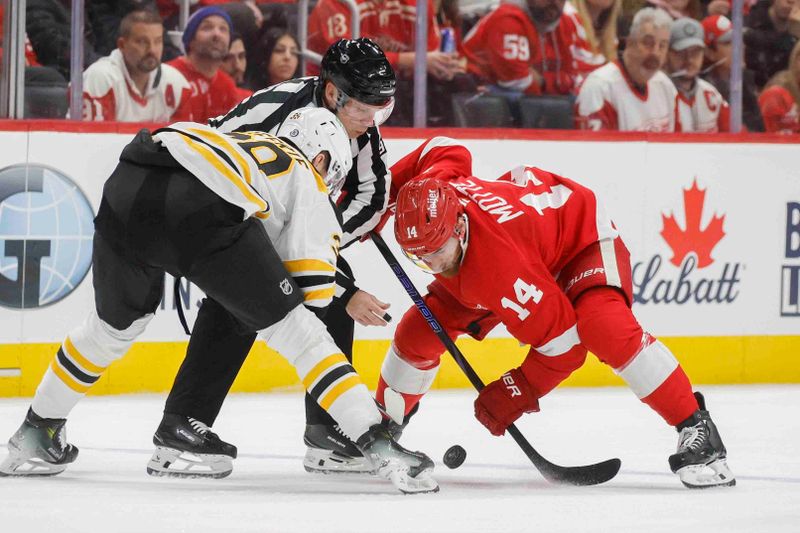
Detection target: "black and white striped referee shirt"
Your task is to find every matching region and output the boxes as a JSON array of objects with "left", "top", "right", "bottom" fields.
[{"left": 209, "top": 77, "right": 390, "bottom": 250}]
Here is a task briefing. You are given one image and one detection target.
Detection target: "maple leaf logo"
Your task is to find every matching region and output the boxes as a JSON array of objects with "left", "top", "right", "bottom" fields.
[{"left": 660, "top": 179, "right": 726, "bottom": 268}]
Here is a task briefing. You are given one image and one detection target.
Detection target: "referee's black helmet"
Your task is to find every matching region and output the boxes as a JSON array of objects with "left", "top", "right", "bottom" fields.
[{"left": 320, "top": 38, "right": 396, "bottom": 106}]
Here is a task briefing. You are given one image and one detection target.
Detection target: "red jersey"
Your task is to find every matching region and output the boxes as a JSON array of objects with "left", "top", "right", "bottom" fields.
[
  {"left": 758, "top": 85, "right": 800, "bottom": 134},
  {"left": 167, "top": 56, "right": 241, "bottom": 123},
  {"left": 461, "top": 1, "right": 577, "bottom": 95},
  {"left": 391, "top": 137, "right": 619, "bottom": 356},
  {"left": 307, "top": 0, "right": 440, "bottom": 73}
]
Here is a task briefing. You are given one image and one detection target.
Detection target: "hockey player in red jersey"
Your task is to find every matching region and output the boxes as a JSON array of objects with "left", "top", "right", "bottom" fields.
[{"left": 376, "top": 137, "right": 736, "bottom": 489}]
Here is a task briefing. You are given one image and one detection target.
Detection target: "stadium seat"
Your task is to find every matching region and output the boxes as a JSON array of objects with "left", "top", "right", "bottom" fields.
[
  {"left": 24, "top": 66, "right": 69, "bottom": 119},
  {"left": 518, "top": 95, "right": 575, "bottom": 129},
  {"left": 451, "top": 93, "right": 514, "bottom": 128},
  {"left": 24, "top": 84, "right": 69, "bottom": 119}
]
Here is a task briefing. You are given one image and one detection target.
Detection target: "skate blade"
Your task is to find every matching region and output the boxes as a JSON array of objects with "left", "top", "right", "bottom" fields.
[
  {"left": 677, "top": 458, "right": 736, "bottom": 489},
  {"left": 380, "top": 462, "right": 439, "bottom": 494},
  {"left": 303, "top": 447, "right": 375, "bottom": 475},
  {"left": 146, "top": 446, "right": 233, "bottom": 479},
  {"left": 0, "top": 452, "right": 68, "bottom": 477}
]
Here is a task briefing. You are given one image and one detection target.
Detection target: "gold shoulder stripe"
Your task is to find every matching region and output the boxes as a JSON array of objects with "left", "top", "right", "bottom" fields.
[
  {"left": 181, "top": 135, "right": 267, "bottom": 213},
  {"left": 302, "top": 353, "right": 348, "bottom": 389},
  {"left": 284, "top": 259, "right": 336, "bottom": 273},
  {"left": 187, "top": 127, "right": 253, "bottom": 185},
  {"left": 319, "top": 375, "right": 362, "bottom": 410}
]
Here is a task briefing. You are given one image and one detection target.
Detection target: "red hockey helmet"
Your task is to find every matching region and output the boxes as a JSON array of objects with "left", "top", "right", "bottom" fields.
[{"left": 395, "top": 177, "right": 462, "bottom": 259}]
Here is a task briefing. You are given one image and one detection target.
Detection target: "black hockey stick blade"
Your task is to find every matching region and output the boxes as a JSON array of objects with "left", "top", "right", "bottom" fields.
[{"left": 370, "top": 231, "right": 621, "bottom": 486}]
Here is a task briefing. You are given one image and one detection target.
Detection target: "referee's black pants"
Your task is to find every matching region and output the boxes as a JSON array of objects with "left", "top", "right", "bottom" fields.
[{"left": 164, "top": 257, "right": 356, "bottom": 429}]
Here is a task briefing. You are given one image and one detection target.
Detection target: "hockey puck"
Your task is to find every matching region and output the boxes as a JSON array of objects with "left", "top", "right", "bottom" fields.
[{"left": 443, "top": 445, "right": 466, "bottom": 469}]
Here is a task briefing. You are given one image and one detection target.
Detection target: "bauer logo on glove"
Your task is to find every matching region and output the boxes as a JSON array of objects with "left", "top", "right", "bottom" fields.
[{"left": 474, "top": 368, "right": 540, "bottom": 436}]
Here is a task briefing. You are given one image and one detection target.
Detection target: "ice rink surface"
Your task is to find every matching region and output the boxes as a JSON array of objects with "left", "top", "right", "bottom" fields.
[{"left": 1, "top": 385, "right": 798, "bottom": 533}]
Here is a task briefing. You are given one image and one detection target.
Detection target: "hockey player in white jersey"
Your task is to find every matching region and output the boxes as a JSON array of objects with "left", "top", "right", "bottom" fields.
[{"left": 0, "top": 108, "right": 438, "bottom": 494}]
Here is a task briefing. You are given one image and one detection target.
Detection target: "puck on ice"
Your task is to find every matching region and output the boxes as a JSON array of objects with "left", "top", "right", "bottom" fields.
[{"left": 443, "top": 445, "right": 466, "bottom": 469}]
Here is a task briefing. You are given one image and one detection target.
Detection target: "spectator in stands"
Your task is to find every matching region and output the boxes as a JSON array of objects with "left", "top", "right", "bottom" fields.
[
  {"left": 759, "top": 39, "right": 800, "bottom": 132},
  {"left": 461, "top": 0, "right": 578, "bottom": 96},
  {"left": 222, "top": 32, "right": 253, "bottom": 100},
  {"left": 744, "top": 0, "right": 800, "bottom": 89},
  {"left": 666, "top": 17, "right": 729, "bottom": 131},
  {"left": 167, "top": 6, "right": 241, "bottom": 122},
  {"left": 572, "top": 0, "right": 621, "bottom": 59},
  {"left": 575, "top": 7, "right": 677, "bottom": 130},
  {"left": 645, "top": 0, "right": 702, "bottom": 19},
  {"left": 566, "top": 0, "right": 622, "bottom": 80},
  {"left": 307, "top": 0, "right": 468, "bottom": 125},
  {"left": 26, "top": 0, "right": 100, "bottom": 79},
  {"left": 86, "top": 1, "right": 159, "bottom": 57},
  {"left": 245, "top": 28, "right": 300, "bottom": 91},
  {"left": 702, "top": 15, "right": 764, "bottom": 131},
  {"left": 82, "top": 10, "right": 191, "bottom": 122}
]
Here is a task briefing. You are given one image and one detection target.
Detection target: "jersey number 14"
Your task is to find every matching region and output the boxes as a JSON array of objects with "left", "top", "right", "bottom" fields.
[{"left": 501, "top": 278, "right": 542, "bottom": 321}]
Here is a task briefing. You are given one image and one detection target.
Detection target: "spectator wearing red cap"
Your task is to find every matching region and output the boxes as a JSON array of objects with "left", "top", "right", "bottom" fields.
[
  {"left": 759, "top": 39, "right": 800, "bottom": 132},
  {"left": 167, "top": 6, "right": 240, "bottom": 122},
  {"left": 666, "top": 17, "right": 729, "bottom": 132},
  {"left": 702, "top": 15, "right": 765, "bottom": 131}
]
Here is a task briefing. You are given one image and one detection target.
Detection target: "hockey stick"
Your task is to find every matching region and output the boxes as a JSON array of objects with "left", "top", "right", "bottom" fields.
[{"left": 370, "top": 231, "right": 621, "bottom": 486}]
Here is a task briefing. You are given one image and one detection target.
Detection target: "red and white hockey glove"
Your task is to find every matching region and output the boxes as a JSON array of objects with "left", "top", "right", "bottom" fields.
[{"left": 474, "top": 368, "right": 539, "bottom": 436}]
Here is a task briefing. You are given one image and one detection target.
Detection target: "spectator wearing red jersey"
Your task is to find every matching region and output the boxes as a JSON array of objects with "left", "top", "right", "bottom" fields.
[
  {"left": 575, "top": 7, "right": 678, "bottom": 130},
  {"left": 307, "top": 0, "right": 465, "bottom": 125},
  {"left": 82, "top": 10, "right": 192, "bottom": 122},
  {"left": 167, "top": 6, "right": 240, "bottom": 122},
  {"left": 461, "top": 0, "right": 578, "bottom": 96},
  {"left": 221, "top": 32, "right": 253, "bottom": 100},
  {"left": 759, "top": 39, "right": 800, "bottom": 132},
  {"left": 701, "top": 15, "right": 765, "bottom": 131},
  {"left": 666, "top": 17, "right": 729, "bottom": 132}
]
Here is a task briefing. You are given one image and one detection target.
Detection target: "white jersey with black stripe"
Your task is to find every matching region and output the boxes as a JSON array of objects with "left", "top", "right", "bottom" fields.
[
  {"left": 153, "top": 123, "right": 340, "bottom": 309},
  {"left": 208, "top": 76, "right": 390, "bottom": 248}
]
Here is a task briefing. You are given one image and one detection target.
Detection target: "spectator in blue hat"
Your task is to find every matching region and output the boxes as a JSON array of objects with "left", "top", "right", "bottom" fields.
[{"left": 166, "top": 6, "right": 240, "bottom": 122}]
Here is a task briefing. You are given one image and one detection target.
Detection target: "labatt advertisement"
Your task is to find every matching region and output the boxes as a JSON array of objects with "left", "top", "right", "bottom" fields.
[{"left": 633, "top": 180, "right": 742, "bottom": 306}]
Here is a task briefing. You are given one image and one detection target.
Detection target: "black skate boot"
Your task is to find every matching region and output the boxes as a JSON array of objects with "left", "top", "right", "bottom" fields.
[
  {"left": 147, "top": 413, "right": 237, "bottom": 479},
  {"left": 0, "top": 407, "right": 79, "bottom": 477},
  {"left": 668, "top": 392, "right": 736, "bottom": 489},
  {"left": 356, "top": 424, "right": 438, "bottom": 494},
  {"left": 302, "top": 423, "right": 374, "bottom": 475}
]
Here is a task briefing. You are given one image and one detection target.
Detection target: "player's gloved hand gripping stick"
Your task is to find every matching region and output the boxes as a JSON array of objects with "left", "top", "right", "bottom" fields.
[{"left": 371, "top": 231, "right": 621, "bottom": 486}]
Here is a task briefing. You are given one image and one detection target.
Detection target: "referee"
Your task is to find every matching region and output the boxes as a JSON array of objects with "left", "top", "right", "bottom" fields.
[{"left": 155, "top": 38, "right": 398, "bottom": 476}]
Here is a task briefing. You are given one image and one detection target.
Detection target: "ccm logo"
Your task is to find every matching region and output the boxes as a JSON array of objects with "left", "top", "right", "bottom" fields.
[{"left": 501, "top": 372, "right": 522, "bottom": 397}]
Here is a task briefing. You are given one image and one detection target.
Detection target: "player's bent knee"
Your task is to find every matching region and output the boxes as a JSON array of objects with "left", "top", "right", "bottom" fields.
[{"left": 380, "top": 344, "right": 439, "bottom": 395}]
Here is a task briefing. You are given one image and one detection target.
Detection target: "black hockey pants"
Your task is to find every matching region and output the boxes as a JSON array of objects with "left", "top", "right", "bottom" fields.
[{"left": 163, "top": 257, "right": 357, "bottom": 428}]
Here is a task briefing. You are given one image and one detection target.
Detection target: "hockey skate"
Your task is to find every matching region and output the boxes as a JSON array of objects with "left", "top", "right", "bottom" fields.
[
  {"left": 356, "top": 424, "right": 438, "bottom": 494},
  {"left": 147, "top": 413, "right": 237, "bottom": 479},
  {"left": 0, "top": 408, "right": 79, "bottom": 477},
  {"left": 303, "top": 423, "right": 375, "bottom": 475},
  {"left": 669, "top": 392, "right": 736, "bottom": 489}
]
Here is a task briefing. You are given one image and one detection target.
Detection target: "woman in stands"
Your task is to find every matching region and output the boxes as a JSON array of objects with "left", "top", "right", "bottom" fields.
[{"left": 246, "top": 28, "right": 300, "bottom": 90}]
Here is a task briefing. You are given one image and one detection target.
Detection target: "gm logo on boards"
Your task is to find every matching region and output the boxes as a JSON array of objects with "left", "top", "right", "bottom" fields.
[
  {"left": 0, "top": 164, "right": 94, "bottom": 309},
  {"left": 782, "top": 202, "right": 800, "bottom": 317}
]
